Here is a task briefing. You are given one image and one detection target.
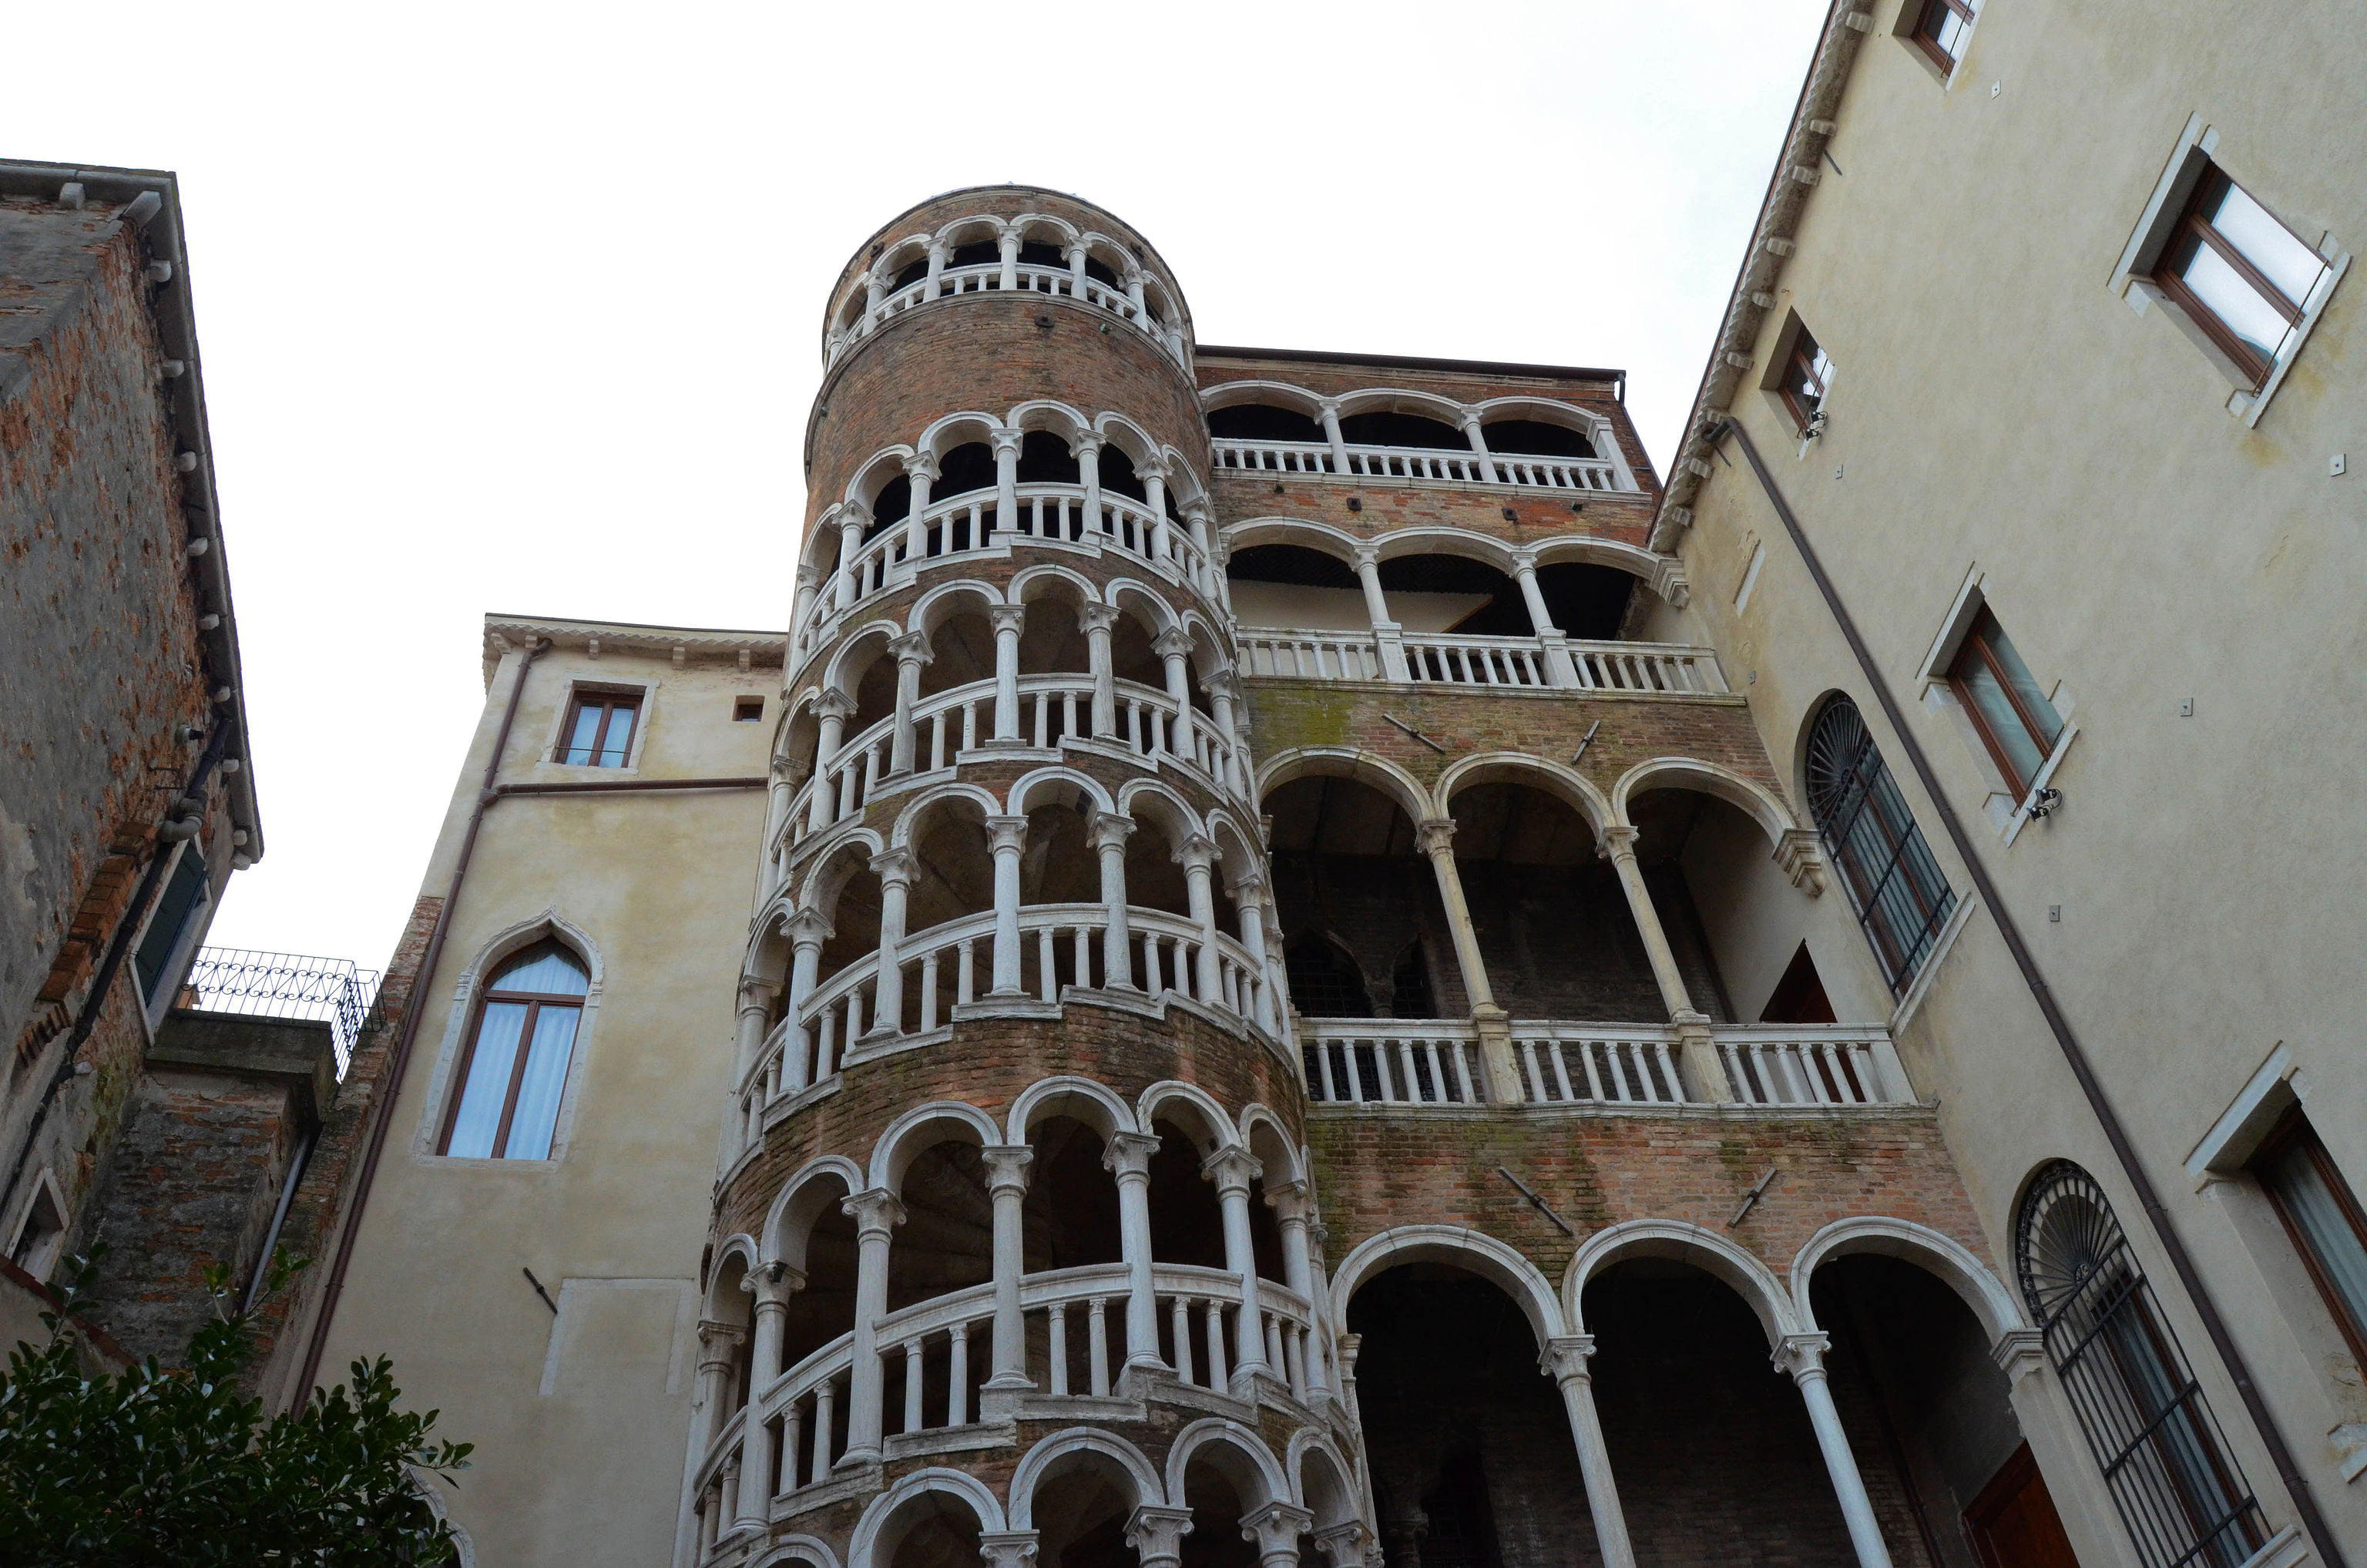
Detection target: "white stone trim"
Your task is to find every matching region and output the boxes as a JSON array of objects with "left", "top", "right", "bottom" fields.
[
  {"left": 2183, "top": 1042, "right": 2302, "bottom": 1187},
  {"left": 411, "top": 908, "right": 605, "bottom": 1166}
]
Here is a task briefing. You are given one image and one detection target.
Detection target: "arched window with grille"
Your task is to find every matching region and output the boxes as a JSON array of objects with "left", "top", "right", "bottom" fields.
[
  {"left": 1285, "top": 934, "right": 1369, "bottom": 1018},
  {"left": 438, "top": 939, "right": 590, "bottom": 1160},
  {"left": 1804, "top": 695, "right": 1957, "bottom": 992},
  {"left": 2016, "top": 1162, "right": 2268, "bottom": 1568}
]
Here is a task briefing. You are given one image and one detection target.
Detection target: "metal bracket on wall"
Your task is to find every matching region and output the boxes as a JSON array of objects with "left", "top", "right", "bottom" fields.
[
  {"left": 1496, "top": 1166, "right": 1576, "bottom": 1237},
  {"left": 1383, "top": 713, "right": 1448, "bottom": 754}
]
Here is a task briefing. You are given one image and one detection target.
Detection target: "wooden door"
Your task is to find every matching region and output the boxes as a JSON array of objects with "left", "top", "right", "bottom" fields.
[{"left": 1965, "top": 1443, "right": 2080, "bottom": 1568}]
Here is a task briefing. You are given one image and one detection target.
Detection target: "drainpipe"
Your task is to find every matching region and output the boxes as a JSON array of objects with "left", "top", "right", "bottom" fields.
[{"left": 1708, "top": 415, "right": 2347, "bottom": 1568}]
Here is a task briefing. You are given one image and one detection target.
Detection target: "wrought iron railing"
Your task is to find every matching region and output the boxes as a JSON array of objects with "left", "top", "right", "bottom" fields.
[{"left": 180, "top": 948, "right": 384, "bottom": 1075}]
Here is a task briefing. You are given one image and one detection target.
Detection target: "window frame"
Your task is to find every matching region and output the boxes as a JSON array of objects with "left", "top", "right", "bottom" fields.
[
  {"left": 2251, "top": 1110, "right": 2367, "bottom": 1369},
  {"left": 1804, "top": 697, "right": 1959, "bottom": 995},
  {"left": 1777, "top": 328, "right": 1834, "bottom": 435},
  {"left": 1906, "top": 0, "right": 1977, "bottom": 73},
  {"left": 133, "top": 843, "right": 213, "bottom": 1024},
  {"left": 434, "top": 949, "right": 589, "bottom": 1160},
  {"left": 2151, "top": 167, "right": 2321, "bottom": 390},
  {"left": 556, "top": 689, "right": 643, "bottom": 768},
  {"left": 1946, "top": 608, "right": 2065, "bottom": 796}
]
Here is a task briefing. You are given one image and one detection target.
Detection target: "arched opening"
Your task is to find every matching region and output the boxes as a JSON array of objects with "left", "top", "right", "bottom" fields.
[
  {"left": 868, "top": 473, "right": 912, "bottom": 537},
  {"left": 1123, "top": 814, "right": 1195, "bottom": 925},
  {"left": 1111, "top": 603, "right": 1164, "bottom": 693},
  {"left": 778, "top": 1177, "right": 858, "bottom": 1372},
  {"left": 1226, "top": 543, "right": 1366, "bottom": 634},
  {"left": 840, "top": 634, "right": 898, "bottom": 742},
  {"left": 875, "top": 1489, "right": 987, "bottom": 1568},
  {"left": 1178, "top": 1445, "right": 1266, "bottom": 1568},
  {"left": 1020, "top": 801, "right": 1098, "bottom": 906},
  {"left": 888, "top": 1140, "right": 992, "bottom": 1313},
  {"left": 1376, "top": 552, "right": 1529, "bottom": 636},
  {"left": 1147, "top": 1118, "right": 1227, "bottom": 1271},
  {"left": 1390, "top": 939, "right": 1436, "bottom": 1018},
  {"left": 1017, "top": 238, "right": 1067, "bottom": 270},
  {"left": 887, "top": 253, "right": 929, "bottom": 291},
  {"left": 1018, "top": 429, "right": 1083, "bottom": 486},
  {"left": 1265, "top": 774, "right": 1455, "bottom": 1019},
  {"left": 1351, "top": 1264, "right": 1598, "bottom": 1568},
  {"left": 1339, "top": 409, "right": 1466, "bottom": 451},
  {"left": 1445, "top": 781, "right": 1669, "bottom": 1021},
  {"left": 948, "top": 238, "right": 999, "bottom": 269},
  {"left": 1805, "top": 696, "right": 1959, "bottom": 996},
  {"left": 1021, "top": 1115, "right": 1123, "bottom": 1271},
  {"left": 1029, "top": 1450, "right": 1140, "bottom": 1568},
  {"left": 1623, "top": 785, "right": 1788, "bottom": 1026},
  {"left": 1100, "top": 444, "right": 1149, "bottom": 503},
  {"left": 1809, "top": 1253, "right": 2076, "bottom": 1568},
  {"left": 814, "top": 858, "right": 883, "bottom": 992},
  {"left": 1585, "top": 1257, "right": 1901, "bottom": 1566},
  {"left": 899, "top": 795, "right": 994, "bottom": 1025},
  {"left": 915, "top": 608, "right": 995, "bottom": 700},
  {"left": 1479, "top": 417, "right": 1596, "bottom": 459},
  {"left": 937, "top": 441, "right": 999, "bottom": 499},
  {"left": 1533, "top": 562, "right": 1636, "bottom": 641},
  {"left": 1209, "top": 403, "right": 1326, "bottom": 443},
  {"left": 707, "top": 1252, "right": 756, "bottom": 1422},
  {"left": 1016, "top": 582, "right": 1092, "bottom": 677}
]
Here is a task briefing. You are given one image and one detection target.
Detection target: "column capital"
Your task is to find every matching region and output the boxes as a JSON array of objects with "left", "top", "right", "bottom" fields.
[
  {"left": 1771, "top": 1330, "right": 1832, "bottom": 1380},
  {"left": 1352, "top": 545, "right": 1382, "bottom": 570},
  {"left": 1200, "top": 1145, "right": 1263, "bottom": 1195},
  {"left": 901, "top": 450, "right": 941, "bottom": 482},
  {"left": 697, "top": 1319, "right": 747, "bottom": 1367},
  {"left": 1088, "top": 811, "right": 1138, "bottom": 852},
  {"left": 991, "top": 425, "right": 1024, "bottom": 455},
  {"left": 747, "top": 1261, "right": 807, "bottom": 1308},
  {"left": 1153, "top": 625, "right": 1197, "bottom": 658},
  {"left": 1126, "top": 1506, "right": 1196, "bottom": 1567},
  {"left": 889, "top": 630, "right": 935, "bottom": 666},
  {"left": 1312, "top": 1523, "right": 1374, "bottom": 1568},
  {"left": 1203, "top": 665, "right": 1241, "bottom": 701},
  {"left": 1173, "top": 832, "right": 1218, "bottom": 871},
  {"left": 787, "top": 906, "right": 834, "bottom": 947},
  {"left": 1313, "top": 397, "right": 1342, "bottom": 418},
  {"left": 1989, "top": 1327, "right": 2048, "bottom": 1385},
  {"left": 838, "top": 503, "right": 871, "bottom": 532},
  {"left": 868, "top": 847, "right": 916, "bottom": 887},
  {"left": 1507, "top": 546, "right": 1541, "bottom": 571},
  {"left": 1415, "top": 817, "right": 1459, "bottom": 856},
  {"left": 1071, "top": 431, "right": 1105, "bottom": 457},
  {"left": 797, "top": 562, "right": 823, "bottom": 589},
  {"left": 737, "top": 975, "right": 781, "bottom": 1012},
  {"left": 1539, "top": 1332, "right": 1598, "bottom": 1383},
  {"left": 1598, "top": 822, "right": 1640, "bottom": 857},
  {"left": 1079, "top": 603, "right": 1122, "bottom": 633},
  {"left": 985, "top": 814, "right": 1030, "bottom": 853},
  {"left": 980, "top": 1530, "right": 1042, "bottom": 1568},
  {"left": 1264, "top": 1177, "right": 1311, "bottom": 1222},
  {"left": 1242, "top": 1501, "right": 1317, "bottom": 1558},
  {"left": 988, "top": 603, "right": 1027, "bottom": 634},
  {"left": 981, "top": 1143, "right": 1035, "bottom": 1194},
  {"left": 1103, "top": 1130, "right": 1162, "bottom": 1180},
  {"left": 814, "top": 687, "right": 859, "bottom": 720},
  {"left": 843, "top": 1187, "right": 908, "bottom": 1237}
]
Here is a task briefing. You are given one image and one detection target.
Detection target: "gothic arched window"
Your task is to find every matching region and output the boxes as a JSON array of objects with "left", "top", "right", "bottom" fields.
[
  {"left": 1285, "top": 935, "right": 1369, "bottom": 1019},
  {"left": 1803, "top": 696, "right": 1956, "bottom": 992},
  {"left": 438, "top": 940, "right": 589, "bottom": 1160},
  {"left": 2016, "top": 1162, "right": 2267, "bottom": 1568}
]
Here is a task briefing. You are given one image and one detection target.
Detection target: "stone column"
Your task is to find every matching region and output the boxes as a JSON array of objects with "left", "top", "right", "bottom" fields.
[
  {"left": 1600, "top": 824, "right": 1727, "bottom": 1102},
  {"left": 1082, "top": 603, "right": 1120, "bottom": 737},
  {"left": 1204, "top": 1147, "right": 1268, "bottom": 1385},
  {"left": 1317, "top": 400, "right": 1353, "bottom": 474},
  {"left": 1153, "top": 626, "right": 1196, "bottom": 710},
  {"left": 737, "top": 1265, "right": 805, "bottom": 1529},
  {"left": 864, "top": 270, "right": 885, "bottom": 324},
  {"left": 733, "top": 977, "right": 777, "bottom": 1083},
  {"left": 1066, "top": 239, "right": 1089, "bottom": 294},
  {"left": 982, "top": 1144, "right": 1035, "bottom": 1391},
  {"left": 982, "top": 603, "right": 1026, "bottom": 744},
  {"left": 1090, "top": 812, "right": 1136, "bottom": 990},
  {"left": 1243, "top": 1503, "right": 1317, "bottom": 1568},
  {"left": 791, "top": 562, "right": 822, "bottom": 640},
  {"left": 1508, "top": 547, "right": 1580, "bottom": 687},
  {"left": 1541, "top": 1335, "right": 1636, "bottom": 1568},
  {"left": 807, "top": 689, "right": 856, "bottom": 832},
  {"left": 1459, "top": 412, "right": 1500, "bottom": 483},
  {"left": 993, "top": 428, "right": 1022, "bottom": 533},
  {"left": 868, "top": 848, "right": 914, "bottom": 1037},
  {"left": 901, "top": 452, "right": 937, "bottom": 566},
  {"left": 997, "top": 227, "right": 1020, "bottom": 290},
  {"left": 1204, "top": 668, "right": 1247, "bottom": 795},
  {"left": 1267, "top": 1180, "right": 1327, "bottom": 1398},
  {"left": 836, "top": 509, "right": 868, "bottom": 612},
  {"left": 1312, "top": 1525, "right": 1373, "bottom": 1568},
  {"left": 1774, "top": 1333, "right": 1894, "bottom": 1568},
  {"left": 840, "top": 1189, "right": 908, "bottom": 1465},
  {"left": 695, "top": 1319, "right": 746, "bottom": 1449},
  {"left": 924, "top": 240, "right": 947, "bottom": 300},
  {"left": 1076, "top": 433, "right": 1103, "bottom": 533},
  {"left": 781, "top": 909, "right": 829, "bottom": 1091},
  {"left": 986, "top": 815, "right": 1029, "bottom": 995},
  {"left": 1104, "top": 1131, "right": 1166, "bottom": 1370},
  {"left": 1354, "top": 548, "right": 1411, "bottom": 681},
  {"left": 888, "top": 631, "right": 933, "bottom": 775},
  {"left": 1418, "top": 819, "right": 1519, "bottom": 1100},
  {"left": 1177, "top": 834, "right": 1224, "bottom": 1005},
  {"left": 1232, "top": 871, "right": 1276, "bottom": 1032},
  {"left": 1128, "top": 1507, "right": 1196, "bottom": 1568},
  {"left": 1143, "top": 465, "right": 1171, "bottom": 560}
]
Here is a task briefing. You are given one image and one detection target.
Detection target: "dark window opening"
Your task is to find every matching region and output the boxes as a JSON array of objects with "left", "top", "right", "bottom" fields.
[
  {"left": 1207, "top": 403, "right": 1326, "bottom": 443},
  {"left": 1226, "top": 543, "right": 1360, "bottom": 590},
  {"left": 1377, "top": 553, "right": 1528, "bottom": 636},
  {"left": 1016, "top": 240, "right": 1066, "bottom": 270},
  {"left": 1537, "top": 562, "right": 1637, "bottom": 640},
  {"left": 1758, "top": 943, "right": 1837, "bottom": 1024},
  {"left": 1287, "top": 935, "right": 1371, "bottom": 1018},
  {"left": 1480, "top": 418, "right": 1596, "bottom": 459},
  {"left": 948, "top": 240, "right": 999, "bottom": 269},
  {"left": 558, "top": 691, "right": 640, "bottom": 767},
  {"left": 1910, "top": 0, "right": 1979, "bottom": 70},
  {"left": 1778, "top": 326, "right": 1833, "bottom": 432},
  {"left": 134, "top": 848, "right": 210, "bottom": 1001},
  {"left": 888, "top": 257, "right": 928, "bottom": 291},
  {"left": 867, "top": 474, "right": 911, "bottom": 536},
  {"left": 1098, "top": 445, "right": 1148, "bottom": 503},
  {"left": 733, "top": 697, "right": 764, "bottom": 722},
  {"left": 1338, "top": 410, "right": 1466, "bottom": 451},
  {"left": 935, "top": 441, "right": 997, "bottom": 500},
  {"left": 1083, "top": 254, "right": 1120, "bottom": 288},
  {"left": 1805, "top": 697, "right": 1956, "bottom": 993},
  {"left": 1388, "top": 942, "right": 1436, "bottom": 1019},
  {"left": 1016, "top": 430, "right": 1080, "bottom": 485}
]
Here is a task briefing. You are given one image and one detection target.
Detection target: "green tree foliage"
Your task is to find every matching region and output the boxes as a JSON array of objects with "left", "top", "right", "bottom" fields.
[{"left": 0, "top": 1251, "right": 472, "bottom": 1566}]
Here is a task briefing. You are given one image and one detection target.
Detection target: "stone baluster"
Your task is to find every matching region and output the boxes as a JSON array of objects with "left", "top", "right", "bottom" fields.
[
  {"left": 1541, "top": 1335, "right": 1637, "bottom": 1568},
  {"left": 1600, "top": 824, "right": 1728, "bottom": 1102},
  {"left": 1204, "top": 1147, "right": 1268, "bottom": 1387},
  {"left": 1774, "top": 1333, "right": 1895, "bottom": 1568},
  {"left": 839, "top": 1189, "right": 907, "bottom": 1465}
]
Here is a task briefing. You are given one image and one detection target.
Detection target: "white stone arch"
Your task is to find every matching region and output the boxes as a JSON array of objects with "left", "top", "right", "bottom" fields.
[
  {"left": 1469, "top": 395, "right": 1617, "bottom": 452},
  {"left": 1091, "top": 411, "right": 1163, "bottom": 467},
  {"left": 1115, "top": 777, "right": 1203, "bottom": 843},
  {"left": 868, "top": 1100, "right": 1006, "bottom": 1193},
  {"left": 1434, "top": 752, "right": 1614, "bottom": 839},
  {"left": 1220, "top": 515, "right": 1364, "bottom": 566},
  {"left": 909, "top": 578, "right": 1006, "bottom": 641},
  {"left": 1255, "top": 747, "right": 1436, "bottom": 826},
  {"left": 413, "top": 908, "right": 606, "bottom": 1163},
  {"left": 1366, "top": 525, "right": 1518, "bottom": 572},
  {"left": 1610, "top": 757, "right": 1800, "bottom": 848},
  {"left": 917, "top": 410, "right": 1006, "bottom": 464},
  {"left": 933, "top": 212, "right": 1008, "bottom": 251},
  {"left": 1565, "top": 1218, "right": 1802, "bottom": 1347},
  {"left": 1525, "top": 534, "right": 1686, "bottom": 605},
  {"left": 752, "top": 1535, "right": 844, "bottom": 1568},
  {"left": 1007, "top": 210, "right": 1084, "bottom": 250},
  {"left": 871, "top": 232, "right": 935, "bottom": 282},
  {"left": 793, "top": 828, "right": 888, "bottom": 918},
  {"left": 1165, "top": 1418, "right": 1290, "bottom": 1513},
  {"left": 1007, "top": 765, "right": 1117, "bottom": 820},
  {"left": 1287, "top": 1429, "right": 1360, "bottom": 1525},
  {"left": 1237, "top": 1103, "right": 1302, "bottom": 1186},
  {"left": 1204, "top": 807, "right": 1265, "bottom": 895},
  {"left": 1004, "top": 398, "right": 1093, "bottom": 443},
  {"left": 1199, "top": 378, "right": 1327, "bottom": 418},
  {"left": 1075, "top": 230, "right": 1139, "bottom": 278},
  {"left": 1158, "top": 445, "right": 1209, "bottom": 508},
  {"left": 1328, "top": 1224, "right": 1566, "bottom": 1345},
  {"left": 889, "top": 781, "right": 1004, "bottom": 853},
  {"left": 1136, "top": 1080, "right": 1241, "bottom": 1154},
  {"left": 841, "top": 445, "right": 919, "bottom": 512},
  {"left": 823, "top": 619, "right": 906, "bottom": 697},
  {"left": 1137, "top": 270, "right": 1186, "bottom": 331},
  {"left": 1103, "top": 575, "right": 1181, "bottom": 637},
  {"left": 763, "top": 1155, "right": 867, "bottom": 1268},
  {"left": 705, "top": 1232, "right": 760, "bottom": 1315},
  {"left": 1789, "top": 1216, "right": 2030, "bottom": 1343},
  {"left": 1008, "top": 561, "right": 1106, "bottom": 609},
  {"left": 803, "top": 509, "right": 851, "bottom": 573},
  {"left": 1008, "top": 1427, "right": 1167, "bottom": 1530},
  {"left": 1333, "top": 386, "right": 1474, "bottom": 426},
  {"left": 847, "top": 1466, "right": 1009, "bottom": 1568},
  {"left": 1007, "top": 1074, "right": 1140, "bottom": 1145}
]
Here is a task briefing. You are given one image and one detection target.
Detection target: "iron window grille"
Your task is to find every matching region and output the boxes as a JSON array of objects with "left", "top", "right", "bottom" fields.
[
  {"left": 1909, "top": 0, "right": 1979, "bottom": 71},
  {"left": 1804, "top": 697, "right": 1956, "bottom": 993},
  {"left": 2154, "top": 166, "right": 2332, "bottom": 389},
  {"left": 2016, "top": 1162, "right": 2268, "bottom": 1568}
]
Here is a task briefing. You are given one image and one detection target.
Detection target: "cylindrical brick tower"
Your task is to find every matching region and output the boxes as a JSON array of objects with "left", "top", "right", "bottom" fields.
[{"left": 686, "top": 189, "right": 1363, "bottom": 1568}]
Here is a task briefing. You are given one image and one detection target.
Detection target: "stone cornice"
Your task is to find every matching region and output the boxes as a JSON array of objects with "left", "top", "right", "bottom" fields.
[{"left": 482, "top": 613, "right": 787, "bottom": 674}]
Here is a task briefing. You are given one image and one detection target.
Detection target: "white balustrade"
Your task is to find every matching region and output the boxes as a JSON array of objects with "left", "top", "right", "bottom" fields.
[
  {"left": 1516, "top": 1027, "right": 1686, "bottom": 1106},
  {"left": 1563, "top": 640, "right": 1729, "bottom": 694},
  {"left": 1211, "top": 437, "right": 1627, "bottom": 492},
  {"left": 1400, "top": 631, "right": 1553, "bottom": 687},
  {"left": 1717, "top": 1026, "right": 1905, "bottom": 1106},
  {"left": 828, "top": 262, "right": 1183, "bottom": 370},
  {"left": 1233, "top": 626, "right": 1728, "bottom": 696},
  {"left": 1232, "top": 630, "right": 1387, "bottom": 681},
  {"left": 1301, "top": 1022, "right": 1486, "bottom": 1106}
]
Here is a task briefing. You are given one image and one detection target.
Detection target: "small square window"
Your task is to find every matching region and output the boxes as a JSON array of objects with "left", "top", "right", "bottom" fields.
[
  {"left": 1946, "top": 608, "right": 2064, "bottom": 794},
  {"left": 2153, "top": 164, "right": 2332, "bottom": 388},
  {"left": 734, "top": 697, "right": 764, "bottom": 722},
  {"left": 1908, "top": 0, "right": 1978, "bottom": 72},
  {"left": 558, "top": 692, "right": 640, "bottom": 767},
  {"left": 1778, "top": 327, "right": 1834, "bottom": 434}
]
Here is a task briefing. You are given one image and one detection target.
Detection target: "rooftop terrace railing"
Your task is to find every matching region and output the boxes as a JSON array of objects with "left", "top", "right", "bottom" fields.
[{"left": 180, "top": 948, "right": 383, "bottom": 1075}]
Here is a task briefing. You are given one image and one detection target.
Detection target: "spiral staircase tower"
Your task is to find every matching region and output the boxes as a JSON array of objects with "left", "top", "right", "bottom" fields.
[{"left": 688, "top": 189, "right": 1359, "bottom": 1568}]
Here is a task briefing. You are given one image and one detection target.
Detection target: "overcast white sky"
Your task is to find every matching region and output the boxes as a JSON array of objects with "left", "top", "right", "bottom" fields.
[{"left": 6, "top": 1, "right": 1825, "bottom": 974}]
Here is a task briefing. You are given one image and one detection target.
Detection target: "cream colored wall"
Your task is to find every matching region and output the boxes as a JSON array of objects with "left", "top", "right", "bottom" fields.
[
  {"left": 1678, "top": 0, "right": 2367, "bottom": 1543},
  {"left": 319, "top": 636, "right": 773, "bottom": 1566},
  {"left": 1676, "top": 797, "right": 1889, "bottom": 1024}
]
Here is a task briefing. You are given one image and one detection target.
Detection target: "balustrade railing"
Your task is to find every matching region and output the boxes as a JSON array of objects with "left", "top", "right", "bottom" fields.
[
  {"left": 1211, "top": 437, "right": 1628, "bottom": 492},
  {"left": 828, "top": 261, "right": 1184, "bottom": 369},
  {"left": 1400, "top": 631, "right": 1553, "bottom": 687},
  {"left": 795, "top": 484, "right": 1214, "bottom": 663},
  {"left": 1234, "top": 630, "right": 1389, "bottom": 682},
  {"left": 1234, "top": 627, "right": 1729, "bottom": 695},
  {"left": 1301, "top": 1019, "right": 1911, "bottom": 1110}
]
